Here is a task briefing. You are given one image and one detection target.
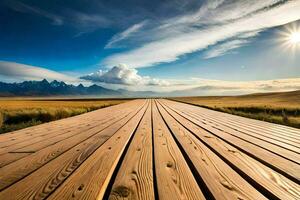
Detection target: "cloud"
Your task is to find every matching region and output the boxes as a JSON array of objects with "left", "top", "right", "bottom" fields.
[
  {"left": 7, "top": 1, "right": 63, "bottom": 25},
  {"left": 105, "top": 21, "right": 147, "bottom": 49},
  {"left": 175, "top": 77, "right": 300, "bottom": 96},
  {"left": 191, "top": 77, "right": 300, "bottom": 90},
  {"left": 203, "top": 39, "right": 249, "bottom": 59},
  {"left": 67, "top": 10, "right": 112, "bottom": 32},
  {"left": 103, "top": 0, "right": 300, "bottom": 68},
  {"left": 0, "top": 61, "right": 78, "bottom": 83},
  {"left": 80, "top": 64, "right": 169, "bottom": 86},
  {"left": 5, "top": 1, "right": 113, "bottom": 33}
]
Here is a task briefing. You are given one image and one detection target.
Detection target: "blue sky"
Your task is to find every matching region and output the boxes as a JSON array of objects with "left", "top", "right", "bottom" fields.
[{"left": 0, "top": 0, "right": 300, "bottom": 95}]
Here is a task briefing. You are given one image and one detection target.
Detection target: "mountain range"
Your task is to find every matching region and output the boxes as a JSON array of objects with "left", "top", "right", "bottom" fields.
[
  {"left": 0, "top": 79, "right": 299, "bottom": 98},
  {"left": 0, "top": 79, "right": 122, "bottom": 97}
]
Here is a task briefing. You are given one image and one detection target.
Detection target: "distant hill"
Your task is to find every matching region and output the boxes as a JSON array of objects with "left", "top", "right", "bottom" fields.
[
  {"left": 172, "top": 90, "right": 300, "bottom": 108},
  {"left": 0, "top": 79, "right": 121, "bottom": 97}
]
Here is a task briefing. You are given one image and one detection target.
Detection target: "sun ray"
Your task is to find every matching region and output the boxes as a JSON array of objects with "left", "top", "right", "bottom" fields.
[{"left": 277, "top": 23, "right": 300, "bottom": 56}]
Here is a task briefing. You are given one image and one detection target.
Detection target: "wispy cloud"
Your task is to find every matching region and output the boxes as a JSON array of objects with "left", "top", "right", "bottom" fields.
[
  {"left": 5, "top": 1, "right": 112, "bottom": 33},
  {"left": 0, "top": 61, "right": 78, "bottom": 83},
  {"left": 67, "top": 10, "right": 112, "bottom": 32},
  {"left": 103, "top": 0, "right": 300, "bottom": 68},
  {"left": 147, "top": 76, "right": 300, "bottom": 96},
  {"left": 80, "top": 64, "right": 169, "bottom": 86},
  {"left": 105, "top": 21, "right": 147, "bottom": 49},
  {"left": 7, "top": 1, "right": 63, "bottom": 25},
  {"left": 180, "top": 77, "right": 300, "bottom": 96},
  {"left": 203, "top": 39, "right": 249, "bottom": 59}
]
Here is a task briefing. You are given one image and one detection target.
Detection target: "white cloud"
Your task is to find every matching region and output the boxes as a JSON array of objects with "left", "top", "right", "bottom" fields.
[
  {"left": 103, "top": 1, "right": 300, "bottom": 68},
  {"left": 172, "top": 77, "right": 300, "bottom": 96},
  {"left": 0, "top": 61, "right": 78, "bottom": 83},
  {"left": 80, "top": 64, "right": 169, "bottom": 86},
  {"left": 68, "top": 10, "right": 111, "bottom": 30},
  {"left": 105, "top": 21, "right": 147, "bottom": 48},
  {"left": 191, "top": 77, "right": 300, "bottom": 90},
  {"left": 203, "top": 39, "right": 249, "bottom": 59}
]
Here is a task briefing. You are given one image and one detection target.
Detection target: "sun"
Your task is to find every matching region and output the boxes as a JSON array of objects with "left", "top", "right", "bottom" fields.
[
  {"left": 277, "top": 23, "right": 300, "bottom": 54},
  {"left": 289, "top": 32, "right": 300, "bottom": 44}
]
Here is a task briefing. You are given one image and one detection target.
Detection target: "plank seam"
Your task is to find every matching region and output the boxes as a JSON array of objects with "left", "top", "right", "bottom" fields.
[
  {"left": 151, "top": 100, "right": 160, "bottom": 200},
  {"left": 0, "top": 101, "right": 148, "bottom": 193},
  {"left": 102, "top": 100, "right": 150, "bottom": 199},
  {"left": 158, "top": 101, "right": 281, "bottom": 200},
  {"left": 154, "top": 100, "right": 216, "bottom": 200},
  {"left": 181, "top": 109, "right": 300, "bottom": 153}
]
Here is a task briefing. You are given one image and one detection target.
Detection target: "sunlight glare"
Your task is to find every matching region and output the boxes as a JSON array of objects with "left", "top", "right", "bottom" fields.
[
  {"left": 278, "top": 23, "right": 300, "bottom": 55},
  {"left": 289, "top": 32, "right": 300, "bottom": 44}
]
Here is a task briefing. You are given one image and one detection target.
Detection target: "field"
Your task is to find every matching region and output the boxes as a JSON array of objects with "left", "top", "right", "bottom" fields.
[
  {"left": 171, "top": 90, "right": 300, "bottom": 128},
  {"left": 0, "top": 98, "right": 129, "bottom": 134}
]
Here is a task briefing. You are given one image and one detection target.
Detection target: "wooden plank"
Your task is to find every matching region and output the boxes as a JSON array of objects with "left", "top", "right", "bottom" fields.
[
  {"left": 0, "top": 111, "right": 128, "bottom": 168},
  {"left": 172, "top": 105, "right": 300, "bottom": 153},
  {"left": 176, "top": 102, "right": 300, "bottom": 147},
  {"left": 172, "top": 100, "right": 300, "bottom": 139},
  {"left": 0, "top": 123, "right": 96, "bottom": 154},
  {"left": 160, "top": 100, "right": 300, "bottom": 182},
  {"left": 217, "top": 109, "right": 300, "bottom": 134},
  {"left": 47, "top": 101, "right": 149, "bottom": 200},
  {"left": 0, "top": 100, "right": 147, "bottom": 199},
  {"left": 152, "top": 100, "right": 205, "bottom": 200},
  {"left": 156, "top": 100, "right": 266, "bottom": 199},
  {"left": 0, "top": 101, "right": 143, "bottom": 168},
  {"left": 3, "top": 103, "right": 136, "bottom": 153},
  {"left": 0, "top": 101, "right": 145, "bottom": 190},
  {"left": 0, "top": 100, "right": 134, "bottom": 146},
  {"left": 109, "top": 100, "right": 154, "bottom": 200},
  {"left": 159, "top": 100, "right": 300, "bottom": 199},
  {"left": 0, "top": 100, "right": 138, "bottom": 148},
  {"left": 163, "top": 100, "right": 300, "bottom": 164}
]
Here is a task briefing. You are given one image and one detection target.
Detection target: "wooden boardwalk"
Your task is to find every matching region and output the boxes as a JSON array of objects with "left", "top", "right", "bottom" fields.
[{"left": 0, "top": 99, "right": 299, "bottom": 200}]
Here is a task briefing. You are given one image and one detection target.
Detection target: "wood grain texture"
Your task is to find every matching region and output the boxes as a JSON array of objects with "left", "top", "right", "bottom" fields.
[
  {"left": 162, "top": 100, "right": 300, "bottom": 181},
  {"left": 0, "top": 101, "right": 147, "bottom": 199},
  {"left": 152, "top": 100, "right": 205, "bottom": 200},
  {"left": 0, "top": 101, "right": 139, "bottom": 167},
  {"left": 0, "top": 100, "right": 139, "bottom": 150},
  {"left": 169, "top": 100, "right": 300, "bottom": 141},
  {"left": 165, "top": 100, "right": 300, "bottom": 164},
  {"left": 47, "top": 101, "right": 149, "bottom": 200},
  {"left": 109, "top": 100, "right": 154, "bottom": 200},
  {"left": 168, "top": 101, "right": 300, "bottom": 150},
  {"left": 159, "top": 100, "right": 300, "bottom": 199},
  {"left": 156, "top": 101, "right": 267, "bottom": 200},
  {"left": 0, "top": 100, "right": 137, "bottom": 146},
  {"left": 0, "top": 99, "right": 299, "bottom": 200},
  {"left": 0, "top": 101, "right": 144, "bottom": 190}
]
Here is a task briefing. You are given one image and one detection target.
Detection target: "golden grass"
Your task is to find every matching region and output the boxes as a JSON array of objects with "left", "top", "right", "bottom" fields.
[{"left": 0, "top": 99, "right": 127, "bottom": 110}]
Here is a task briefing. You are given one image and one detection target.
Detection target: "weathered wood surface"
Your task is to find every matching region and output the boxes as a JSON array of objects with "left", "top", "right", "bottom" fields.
[{"left": 0, "top": 99, "right": 299, "bottom": 200}]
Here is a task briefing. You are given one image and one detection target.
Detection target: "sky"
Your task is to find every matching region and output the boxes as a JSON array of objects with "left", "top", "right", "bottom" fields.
[{"left": 0, "top": 0, "right": 300, "bottom": 95}]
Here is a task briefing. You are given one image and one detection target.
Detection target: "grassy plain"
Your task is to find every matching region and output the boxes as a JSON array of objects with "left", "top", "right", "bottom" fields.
[
  {"left": 0, "top": 98, "right": 129, "bottom": 134},
  {"left": 171, "top": 90, "right": 300, "bottom": 128}
]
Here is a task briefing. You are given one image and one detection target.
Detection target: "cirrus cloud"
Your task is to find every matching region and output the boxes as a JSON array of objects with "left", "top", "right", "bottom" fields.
[
  {"left": 103, "top": 0, "right": 300, "bottom": 68},
  {"left": 105, "top": 21, "right": 147, "bottom": 49}
]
